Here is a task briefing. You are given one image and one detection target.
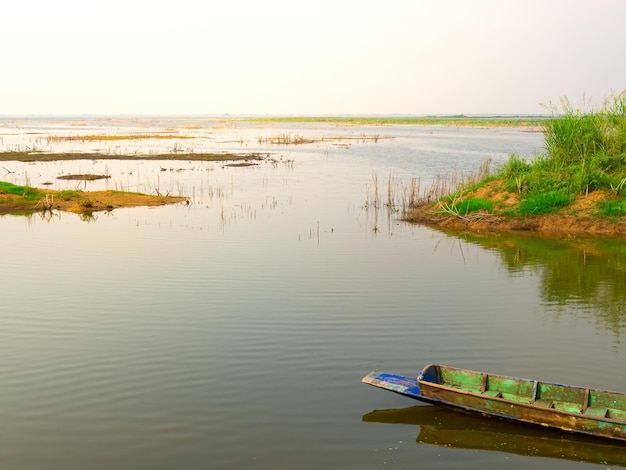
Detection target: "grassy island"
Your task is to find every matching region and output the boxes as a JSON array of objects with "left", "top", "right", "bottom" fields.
[
  {"left": 0, "top": 181, "right": 188, "bottom": 215},
  {"left": 406, "top": 93, "right": 626, "bottom": 235}
]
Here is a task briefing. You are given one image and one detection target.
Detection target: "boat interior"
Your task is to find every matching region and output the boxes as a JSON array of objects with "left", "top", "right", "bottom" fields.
[{"left": 419, "top": 364, "right": 626, "bottom": 420}]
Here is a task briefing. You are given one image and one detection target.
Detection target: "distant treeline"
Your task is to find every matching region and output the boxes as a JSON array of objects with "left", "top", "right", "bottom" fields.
[{"left": 242, "top": 116, "right": 548, "bottom": 127}]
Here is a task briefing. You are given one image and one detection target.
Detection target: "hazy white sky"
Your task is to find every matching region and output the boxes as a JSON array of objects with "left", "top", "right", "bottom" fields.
[{"left": 2, "top": 0, "right": 625, "bottom": 115}]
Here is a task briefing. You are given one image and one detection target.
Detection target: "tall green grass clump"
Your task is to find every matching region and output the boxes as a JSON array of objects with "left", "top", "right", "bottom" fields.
[{"left": 543, "top": 92, "right": 626, "bottom": 170}]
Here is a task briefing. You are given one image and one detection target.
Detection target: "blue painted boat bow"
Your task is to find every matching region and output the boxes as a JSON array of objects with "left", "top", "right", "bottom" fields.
[{"left": 362, "top": 371, "right": 423, "bottom": 400}]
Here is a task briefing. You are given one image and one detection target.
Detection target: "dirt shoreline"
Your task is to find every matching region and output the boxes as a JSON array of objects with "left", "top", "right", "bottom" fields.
[
  {"left": 405, "top": 207, "right": 626, "bottom": 237},
  {"left": 404, "top": 185, "right": 626, "bottom": 237}
]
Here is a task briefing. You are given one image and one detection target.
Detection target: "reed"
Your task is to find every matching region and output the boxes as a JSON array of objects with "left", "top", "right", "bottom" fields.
[
  {"left": 257, "top": 134, "right": 386, "bottom": 145},
  {"left": 386, "top": 172, "right": 396, "bottom": 210},
  {"left": 258, "top": 134, "right": 315, "bottom": 145},
  {"left": 363, "top": 168, "right": 487, "bottom": 216},
  {"left": 542, "top": 92, "right": 626, "bottom": 169},
  {"left": 402, "top": 177, "right": 420, "bottom": 209},
  {"left": 421, "top": 166, "right": 491, "bottom": 205},
  {"left": 364, "top": 172, "right": 381, "bottom": 209},
  {"left": 34, "top": 194, "right": 54, "bottom": 211}
]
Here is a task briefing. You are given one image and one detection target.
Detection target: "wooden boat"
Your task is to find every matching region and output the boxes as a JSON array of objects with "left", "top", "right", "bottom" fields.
[{"left": 362, "top": 364, "right": 626, "bottom": 442}]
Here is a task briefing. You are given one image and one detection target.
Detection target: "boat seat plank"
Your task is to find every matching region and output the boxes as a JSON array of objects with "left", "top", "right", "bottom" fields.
[
  {"left": 481, "top": 374, "right": 488, "bottom": 393},
  {"left": 534, "top": 399, "right": 554, "bottom": 408},
  {"left": 585, "top": 407, "right": 608, "bottom": 417},
  {"left": 449, "top": 384, "right": 481, "bottom": 393},
  {"left": 502, "top": 393, "right": 532, "bottom": 404},
  {"left": 553, "top": 401, "right": 582, "bottom": 413},
  {"left": 608, "top": 409, "right": 626, "bottom": 421},
  {"left": 582, "top": 388, "right": 590, "bottom": 413}
]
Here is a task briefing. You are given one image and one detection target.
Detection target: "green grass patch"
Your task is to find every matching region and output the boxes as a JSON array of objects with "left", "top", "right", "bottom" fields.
[
  {"left": 598, "top": 199, "right": 626, "bottom": 217},
  {"left": 462, "top": 175, "right": 498, "bottom": 193},
  {"left": 58, "top": 190, "right": 81, "bottom": 200},
  {"left": 516, "top": 190, "right": 573, "bottom": 215},
  {"left": 0, "top": 182, "right": 40, "bottom": 200},
  {"left": 448, "top": 198, "right": 494, "bottom": 214}
]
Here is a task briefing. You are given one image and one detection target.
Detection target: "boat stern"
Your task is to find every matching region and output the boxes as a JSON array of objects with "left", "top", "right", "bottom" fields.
[{"left": 362, "top": 371, "right": 422, "bottom": 399}]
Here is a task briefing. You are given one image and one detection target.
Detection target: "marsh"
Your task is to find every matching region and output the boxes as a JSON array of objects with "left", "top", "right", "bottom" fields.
[{"left": 2, "top": 117, "right": 623, "bottom": 469}]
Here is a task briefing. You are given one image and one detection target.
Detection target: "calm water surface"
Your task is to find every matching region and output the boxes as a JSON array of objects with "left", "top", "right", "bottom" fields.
[{"left": 2, "top": 118, "right": 626, "bottom": 469}]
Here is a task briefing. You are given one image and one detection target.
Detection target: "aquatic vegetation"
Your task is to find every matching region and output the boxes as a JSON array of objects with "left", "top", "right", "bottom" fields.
[
  {"left": 47, "top": 134, "right": 195, "bottom": 143},
  {"left": 420, "top": 160, "right": 495, "bottom": 207},
  {"left": 0, "top": 151, "right": 266, "bottom": 162},
  {"left": 257, "top": 133, "right": 387, "bottom": 145},
  {"left": 364, "top": 161, "right": 495, "bottom": 221},
  {"left": 406, "top": 90, "right": 626, "bottom": 232},
  {"left": 258, "top": 134, "right": 316, "bottom": 145}
]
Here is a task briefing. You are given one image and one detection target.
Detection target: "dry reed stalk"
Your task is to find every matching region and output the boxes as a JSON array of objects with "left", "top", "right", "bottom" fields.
[{"left": 34, "top": 193, "right": 54, "bottom": 210}]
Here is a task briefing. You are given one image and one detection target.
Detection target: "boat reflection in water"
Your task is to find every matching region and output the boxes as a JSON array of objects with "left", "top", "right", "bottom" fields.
[{"left": 363, "top": 405, "right": 626, "bottom": 467}]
